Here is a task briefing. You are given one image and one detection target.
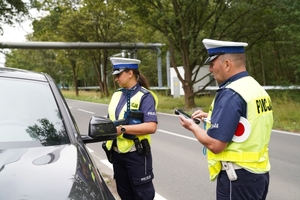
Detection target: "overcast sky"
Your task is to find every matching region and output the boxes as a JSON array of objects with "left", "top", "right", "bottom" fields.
[
  {"left": 0, "top": 6, "right": 45, "bottom": 67},
  {"left": 0, "top": 21, "right": 32, "bottom": 66}
]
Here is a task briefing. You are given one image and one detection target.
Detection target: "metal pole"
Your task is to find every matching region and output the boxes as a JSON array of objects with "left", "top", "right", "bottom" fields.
[
  {"left": 166, "top": 51, "right": 170, "bottom": 87},
  {"left": 0, "top": 41, "right": 165, "bottom": 88},
  {"left": 156, "top": 48, "right": 162, "bottom": 87},
  {"left": 0, "top": 41, "right": 163, "bottom": 50}
]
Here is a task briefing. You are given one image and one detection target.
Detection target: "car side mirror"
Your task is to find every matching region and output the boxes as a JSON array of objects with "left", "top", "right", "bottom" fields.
[{"left": 81, "top": 116, "right": 117, "bottom": 144}]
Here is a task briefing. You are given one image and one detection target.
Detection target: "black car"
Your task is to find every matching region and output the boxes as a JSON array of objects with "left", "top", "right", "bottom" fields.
[{"left": 0, "top": 67, "right": 117, "bottom": 200}]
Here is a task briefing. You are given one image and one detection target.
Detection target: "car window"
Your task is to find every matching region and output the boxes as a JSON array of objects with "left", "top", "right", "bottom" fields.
[{"left": 0, "top": 78, "right": 70, "bottom": 147}]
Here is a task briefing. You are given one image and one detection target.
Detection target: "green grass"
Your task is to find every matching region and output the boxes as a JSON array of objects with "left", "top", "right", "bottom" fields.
[
  {"left": 271, "top": 95, "right": 300, "bottom": 132},
  {"left": 62, "top": 90, "right": 300, "bottom": 133}
]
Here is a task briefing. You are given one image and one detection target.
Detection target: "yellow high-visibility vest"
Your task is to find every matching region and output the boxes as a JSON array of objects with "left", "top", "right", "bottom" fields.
[
  {"left": 206, "top": 76, "right": 273, "bottom": 181},
  {"left": 106, "top": 87, "right": 158, "bottom": 153}
]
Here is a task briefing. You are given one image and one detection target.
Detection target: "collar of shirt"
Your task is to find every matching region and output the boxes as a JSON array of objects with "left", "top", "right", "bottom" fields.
[
  {"left": 121, "top": 83, "right": 141, "bottom": 95},
  {"left": 116, "top": 83, "right": 141, "bottom": 119},
  {"left": 218, "top": 71, "right": 249, "bottom": 91},
  {"left": 119, "top": 83, "right": 141, "bottom": 91}
]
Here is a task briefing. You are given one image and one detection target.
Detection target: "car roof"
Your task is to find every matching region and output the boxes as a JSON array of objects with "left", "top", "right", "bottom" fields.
[{"left": 0, "top": 67, "right": 48, "bottom": 82}]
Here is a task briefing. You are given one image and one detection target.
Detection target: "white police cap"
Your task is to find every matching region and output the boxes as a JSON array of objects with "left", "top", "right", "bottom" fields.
[
  {"left": 202, "top": 39, "right": 248, "bottom": 64},
  {"left": 109, "top": 57, "right": 141, "bottom": 75}
]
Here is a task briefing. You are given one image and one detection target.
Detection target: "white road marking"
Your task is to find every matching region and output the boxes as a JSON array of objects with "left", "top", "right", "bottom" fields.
[
  {"left": 87, "top": 147, "right": 94, "bottom": 153},
  {"left": 157, "top": 129, "right": 197, "bottom": 141},
  {"left": 273, "top": 130, "right": 300, "bottom": 136},
  {"left": 86, "top": 128, "right": 197, "bottom": 200},
  {"left": 99, "top": 159, "right": 167, "bottom": 199},
  {"left": 78, "top": 109, "right": 95, "bottom": 114},
  {"left": 154, "top": 193, "right": 167, "bottom": 200},
  {"left": 100, "top": 159, "right": 113, "bottom": 170},
  {"left": 87, "top": 146, "right": 167, "bottom": 199}
]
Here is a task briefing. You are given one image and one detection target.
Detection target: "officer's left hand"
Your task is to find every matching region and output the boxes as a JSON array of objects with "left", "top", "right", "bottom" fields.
[{"left": 179, "top": 115, "right": 197, "bottom": 131}]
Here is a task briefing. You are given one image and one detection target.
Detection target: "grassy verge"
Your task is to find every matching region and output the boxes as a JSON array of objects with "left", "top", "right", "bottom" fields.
[{"left": 62, "top": 90, "right": 300, "bottom": 133}]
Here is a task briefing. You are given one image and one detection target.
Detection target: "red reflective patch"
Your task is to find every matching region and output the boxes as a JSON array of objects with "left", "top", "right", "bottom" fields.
[{"left": 235, "top": 123, "right": 245, "bottom": 136}]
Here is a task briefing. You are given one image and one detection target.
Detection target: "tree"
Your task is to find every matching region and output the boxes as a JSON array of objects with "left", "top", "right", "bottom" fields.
[
  {"left": 120, "top": 0, "right": 292, "bottom": 108},
  {"left": 5, "top": 0, "right": 300, "bottom": 104},
  {"left": 5, "top": 48, "right": 64, "bottom": 83},
  {"left": 30, "top": 2, "right": 85, "bottom": 96},
  {"left": 245, "top": 0, "right": 300, "bottom": 86},
  {"left": 31, "top": 0, "right": 145, "bottom": 96},
  {"left": 0, "top": 0, "right": 29, "bottom": 34},
  {"left": 0, "top": 0, "right": 30, "bottom": 60}
]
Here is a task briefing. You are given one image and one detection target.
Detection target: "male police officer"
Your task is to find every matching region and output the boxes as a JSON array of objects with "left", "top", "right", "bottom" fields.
[{"left": 179, "top": 39, "right": 273, "bottom": 200}]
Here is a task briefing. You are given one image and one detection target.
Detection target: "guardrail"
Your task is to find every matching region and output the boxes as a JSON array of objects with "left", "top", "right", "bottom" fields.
[
  {"left": 77, "top": 86, "right": 170, "bottom": 90},
  {"left": 77, "top": 85, "right": 300, "bottom": 91},
  {"left": 205, "top": 86, "right": 300, "bottom": 90}
]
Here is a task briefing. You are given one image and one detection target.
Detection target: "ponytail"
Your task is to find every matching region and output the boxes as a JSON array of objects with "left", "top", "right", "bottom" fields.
[
  {"left": 138, "top": 73, "right": 150, "bottom": 89},
  {"left": 131, "top": 69, "right": 150, "bottom": 89}
]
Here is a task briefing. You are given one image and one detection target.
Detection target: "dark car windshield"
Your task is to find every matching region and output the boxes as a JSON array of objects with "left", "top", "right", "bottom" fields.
[{"left": 0, "top": 77, "right": 70, "bottom": 148}]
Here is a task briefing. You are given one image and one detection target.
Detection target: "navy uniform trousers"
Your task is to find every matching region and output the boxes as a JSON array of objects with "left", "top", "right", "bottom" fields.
[
  {"left": 112, "top": 150, "right": 155, "bottom": 200},
  {"left": 217, "top": 169, "right": 270, "bottom": 200}
]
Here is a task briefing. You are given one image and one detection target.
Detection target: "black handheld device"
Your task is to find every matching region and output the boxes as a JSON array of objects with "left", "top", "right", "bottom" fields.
[{"left": 175, "top": 109, "right": 200, "bottom": 124}]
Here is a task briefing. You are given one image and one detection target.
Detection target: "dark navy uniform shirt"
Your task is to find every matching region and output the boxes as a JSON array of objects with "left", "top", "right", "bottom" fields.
[
  {"left": 113, "top": 83, "right": 158, "bottom": 123},
  {"left": 207, "top": 71, "right": 248, "bottom": 142}
]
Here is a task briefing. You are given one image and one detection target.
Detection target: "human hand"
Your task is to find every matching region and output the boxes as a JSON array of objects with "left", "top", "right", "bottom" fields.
[
  {"left": 179, "top": 115, "right": 196, "bottom": 131},
  {"left": 117, "top": 125, "right": 123, "bottom": 136},
  {"left": 175, "top": 109, "right": 200, "bottom": 124},
  {"left": 191, "top": 110, "right": 208, "bottom": 122}
]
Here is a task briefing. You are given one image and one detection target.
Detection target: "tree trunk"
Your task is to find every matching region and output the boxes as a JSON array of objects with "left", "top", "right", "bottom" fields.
[
  {"left": 92, "top": 50, "right": 109, "bottom": 97},
  {"left": 168, "top": 39, "right": 196, "bottom": 109},
  {"left": 102, "top": 50, "right": 109, "bottom": 96},
  {"left": 183, "top": 83, "right": 196, "bottom": 109},
  {"left": 70, "top": 60, "right": 78, "bottom": 97}
]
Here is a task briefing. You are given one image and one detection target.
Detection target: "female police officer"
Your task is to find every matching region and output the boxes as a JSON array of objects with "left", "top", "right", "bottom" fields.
[
  {"left": 179, "top": 39, "right": 273, "bottom": 200},
  {"left": 105, "top": 57, "right": 158, "bottom": 200}
]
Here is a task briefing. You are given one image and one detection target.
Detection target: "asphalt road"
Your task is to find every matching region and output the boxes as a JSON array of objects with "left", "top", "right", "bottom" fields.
[{"left": 67, "top": 99, "right": 300, "bottom": 200}]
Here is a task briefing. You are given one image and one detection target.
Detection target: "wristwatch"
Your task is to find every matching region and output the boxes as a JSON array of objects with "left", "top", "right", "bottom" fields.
[{"left": 120, "top": 125, "right": 126, "bottom": 134}]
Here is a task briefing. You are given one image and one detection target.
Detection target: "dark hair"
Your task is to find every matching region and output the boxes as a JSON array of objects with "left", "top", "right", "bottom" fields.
[{"left": 130, "top": 69, "right": 150, "bottom": 89}]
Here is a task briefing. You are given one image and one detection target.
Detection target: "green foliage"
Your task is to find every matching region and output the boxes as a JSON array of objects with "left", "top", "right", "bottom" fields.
[
  {"left": 3, "top": 0, "right": 300, "bottom": 109},
  {"left": 0, "top": 0, "right": 29, "bottom": 31},
  {"left": 119, "top": 0, "right": 300, "bottom": 108},
  {"left": 5, "top": 48, "right": 63, "bottom": 83}
]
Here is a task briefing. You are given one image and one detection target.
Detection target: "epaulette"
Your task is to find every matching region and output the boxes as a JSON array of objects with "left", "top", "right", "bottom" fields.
[{"left": 140, "top": 87, "right": 150, "bottom": 94}]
